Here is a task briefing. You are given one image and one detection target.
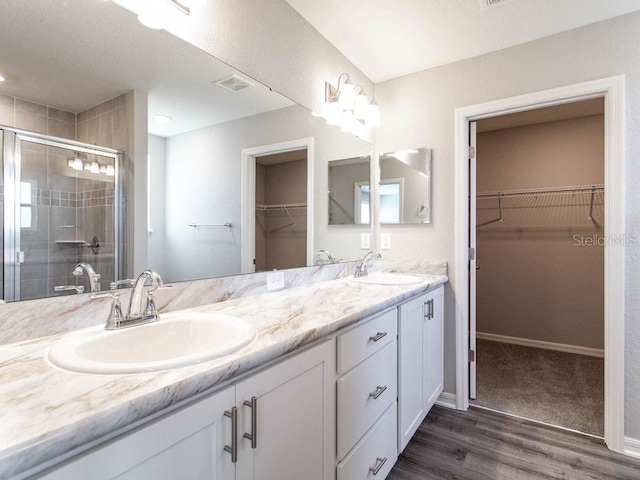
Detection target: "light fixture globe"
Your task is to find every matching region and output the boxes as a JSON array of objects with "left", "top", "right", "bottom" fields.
[
  {"left": 354, "top": 92, "right": 369, "bottom": 120},
  {"left": 338, "top": 78, "right": 356, "bottom": 110},
  {"left": 365, "top": 101, "right": 381, "bottom": 128}
]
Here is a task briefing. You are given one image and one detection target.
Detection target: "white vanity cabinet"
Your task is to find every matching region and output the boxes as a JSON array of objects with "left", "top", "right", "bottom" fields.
[
  {"left": 397, "top": 284, "right": 444, "bottom": 453},
  {"left": 234, "top": 339, "right": 335, "bottom": 480},
  {"left": 39, "top": 340, "right": 335, "bottom": 480},
  {"left": 39, "top": 386, "right": 236, "bottom": 480},
  {"left": 336, "top": 308, "right": 398, "bottom": 480}
]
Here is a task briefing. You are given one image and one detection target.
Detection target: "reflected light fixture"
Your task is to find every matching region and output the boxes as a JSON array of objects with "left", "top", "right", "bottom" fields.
[
  {"left": 322, "top": 73, "right": 380, "bottom": 135},
  {"left": 154, "top": 114, "right": 172, "bottom": 124},
  {"left": 0, "top": 74, "right": 5, "bottom": 83},
  {"left": 113, "top": 0, "right": 207, "bottom": 31},
  {"left": 68, "top": 156, "right": 84, "bottom": 171}
]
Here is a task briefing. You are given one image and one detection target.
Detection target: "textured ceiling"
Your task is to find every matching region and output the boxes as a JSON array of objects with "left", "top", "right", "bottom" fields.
[{"left": 285, "top": 0, "right": 640, "bottom": 82}]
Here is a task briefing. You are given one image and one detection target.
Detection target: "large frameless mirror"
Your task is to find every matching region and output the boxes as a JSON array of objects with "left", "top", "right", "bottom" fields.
[
  {"left": 327, "top": 156, "right": 371, "bottom": 225},
  {"left": 0, "top": 0, "right": 372, "bottom": 302},
  {"left": 379, "top": 148, "right": 432, "bottom": 224}
]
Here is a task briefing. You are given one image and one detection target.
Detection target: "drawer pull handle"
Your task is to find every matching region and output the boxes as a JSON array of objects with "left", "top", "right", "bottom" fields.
[
  {"left": 243, "top": 396, "right": 258, "bottom": 449},
  {"left": 369, "top": 456, "right": 388, "bottom": 475},
  {"left": 223, "top": 407, "right": 238, "bottom": 463},
  {"left": 369, "top": 385, "right": 387, "bottom": 399},
  {"left": 369, "top": 331, "right": 387, "bottom": 342}
]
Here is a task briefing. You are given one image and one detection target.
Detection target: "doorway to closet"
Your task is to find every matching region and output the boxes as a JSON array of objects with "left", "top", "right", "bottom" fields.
[
  {"left": 470, "top": 98, "right": 605, "bottom": 436},
  {"left": 254, "top": 149, "right": 308, "bottom": 272}
]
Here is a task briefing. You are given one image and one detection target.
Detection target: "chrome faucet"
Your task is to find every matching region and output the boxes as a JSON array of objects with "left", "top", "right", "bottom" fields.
[
  {"left": 317, "top": 249, "right": 336, "bottom": 264},
  {"left": 73, "top": 262, "right": 101, "bottom": 292},
  {"left": 91, "top": 269, "right": 169, "bottom": 330},
  {"left": 127, "top": 269, "right": 164, "bottom": 320},
  {"left": 354, "top": 251, "right": 381, "bottom": 278}
]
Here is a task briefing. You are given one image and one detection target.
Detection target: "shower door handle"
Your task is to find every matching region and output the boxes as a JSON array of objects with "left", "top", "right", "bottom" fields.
[{"left": 16, "top": 251, "right": 24, "bottom": 264}]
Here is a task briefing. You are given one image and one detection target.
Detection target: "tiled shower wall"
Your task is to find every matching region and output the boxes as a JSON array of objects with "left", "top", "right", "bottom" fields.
[{"left": 0, "top": 93, "right": 123, "bottom": 300}]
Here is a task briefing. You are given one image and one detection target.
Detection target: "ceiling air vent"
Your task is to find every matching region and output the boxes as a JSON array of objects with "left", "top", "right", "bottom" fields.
[
  {"left": 214, "top": 74, "right": 255, "bottom": 93},
  {"left": 479, "top": 0, "right": 511, "bottom": 8}
]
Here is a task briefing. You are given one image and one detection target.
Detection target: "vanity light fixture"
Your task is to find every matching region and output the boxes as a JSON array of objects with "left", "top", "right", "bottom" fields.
[
  {"left": 68, "top": 155, "right": 84, "bottom": 171},
  {"left": 115, "top": 0, "right": 206, "bottom": 31},
  {"left": 67, "top": 154, "right": 114, "bottom": 176},
  {"left": 177, "top": 0, "right": 206, "bottom": 8},
  {"left": 322, "top": 73, "right": 380, "bottom": 135},
  {"left": 99, "top": 164, "right": 116, "bottom": 176},
  {"left": 0, "top": 74, "right": 5, "bottom": 83}
]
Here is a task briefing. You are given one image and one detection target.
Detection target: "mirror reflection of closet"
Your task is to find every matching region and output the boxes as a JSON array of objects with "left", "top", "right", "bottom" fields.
[
  {"left": 379, "top": 148, "right": 432, "bottom": 224},
  {"left": 255, "top": 150, "right": 308, "bottom": 271}
]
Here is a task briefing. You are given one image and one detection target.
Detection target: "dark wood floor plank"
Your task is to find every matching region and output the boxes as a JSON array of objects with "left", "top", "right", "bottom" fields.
[{"left": 388, "top": 406, "right": 640, "bottom": 480}]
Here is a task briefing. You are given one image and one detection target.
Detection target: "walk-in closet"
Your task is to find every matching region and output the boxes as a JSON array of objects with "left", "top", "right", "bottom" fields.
[
  {"left": 254, "top": 150, "right": 308, "bottom": 271},
  {"left": 472, "top": 98, "right": 605, "bottom": 436}
]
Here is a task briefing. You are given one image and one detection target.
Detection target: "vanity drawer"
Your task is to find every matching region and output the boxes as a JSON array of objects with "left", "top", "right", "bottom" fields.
[
  {"left": 337, "top": 340, "right": 397, "bottom": 458},
  {"left": 337, "top": 403, "right": 398, "bottom": 480},
  {"left": 337, "top": 308, "right": 397, "bottom": 374}
]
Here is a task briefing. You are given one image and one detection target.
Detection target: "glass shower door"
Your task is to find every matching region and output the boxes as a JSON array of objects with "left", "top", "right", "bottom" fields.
[{"left": 2, "top": 129, "right": 121, "bottom": 301}]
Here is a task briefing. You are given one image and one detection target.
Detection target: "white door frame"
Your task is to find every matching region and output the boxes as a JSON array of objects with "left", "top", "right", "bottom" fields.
[
  {"left": 241, "top": 138, "right": 315, "bottom": 273},
  {"left": 454, "top": 76, "right": 625, "bottom": 452}
]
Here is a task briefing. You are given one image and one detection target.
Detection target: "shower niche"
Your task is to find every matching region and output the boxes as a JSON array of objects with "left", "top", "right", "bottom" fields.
[{"left": 1, "top": 128, "right": 122, "bottom": 301}]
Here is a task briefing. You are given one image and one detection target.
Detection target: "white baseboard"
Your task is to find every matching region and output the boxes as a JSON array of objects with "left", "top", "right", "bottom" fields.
[
  {"left": 624, "top": 436, "right": 640, "bottom": 459},
  {"left": 435, "top": 392, "right": 457, "bottom": 409},
  {"left": 476, "top": 332, "right": 604, "bottom": 358}
]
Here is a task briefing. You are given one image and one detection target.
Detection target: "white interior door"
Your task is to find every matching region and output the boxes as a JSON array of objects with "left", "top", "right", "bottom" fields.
[{"left": 469, "top": 121, "right": 477, "bottom": 400}]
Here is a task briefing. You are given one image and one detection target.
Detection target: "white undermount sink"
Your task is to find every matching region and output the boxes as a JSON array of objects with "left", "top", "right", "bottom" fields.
[
  {"left": 351, "top": 273, "right": 425, "bottom": 285},
  {"left": 47, "top": 312, "right": 257, "bottom": 374}
]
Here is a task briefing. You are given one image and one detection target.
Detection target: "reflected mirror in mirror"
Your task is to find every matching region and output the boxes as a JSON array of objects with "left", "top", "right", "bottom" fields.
[
  {"left": 0, "top": 0, "right": 372, "bottom": 301},
  {"left": 379, "top": 148, "right": 432, "bottom": 224},
  {"left": 328, "top": 156, "right": 371, "bottom": 225}
]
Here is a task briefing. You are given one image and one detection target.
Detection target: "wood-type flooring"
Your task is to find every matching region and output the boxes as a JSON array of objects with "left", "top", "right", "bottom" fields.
[{"left": 387, "top": 405, "right": 640, "bottom": 479}]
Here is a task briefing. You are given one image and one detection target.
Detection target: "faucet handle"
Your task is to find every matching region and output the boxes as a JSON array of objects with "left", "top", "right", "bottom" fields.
[
  {"left": 90, "top": 291, "right": 125, "bottom": 330},
  {"left": 110, "top": 279, "right": 135, "bottom": 290},
  {"left": 90, "top": 290, "right": 120, "bottom": 300}
]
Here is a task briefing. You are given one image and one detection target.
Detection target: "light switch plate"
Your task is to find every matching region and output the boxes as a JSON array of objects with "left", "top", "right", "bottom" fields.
[
  {"left": 267, "top": 271, "right": 285, "bottom": 291},
  {"left": 381, "top": 233, "right": 391, "bottom": 250},
  {"left": 360, "top": 233, "right": 371, "bottom": 249}
]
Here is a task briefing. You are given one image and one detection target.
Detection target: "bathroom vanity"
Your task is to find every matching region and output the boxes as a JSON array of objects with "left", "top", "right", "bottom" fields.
[{"left": 0, "top": 269, "right": 446, "bottom": 480}]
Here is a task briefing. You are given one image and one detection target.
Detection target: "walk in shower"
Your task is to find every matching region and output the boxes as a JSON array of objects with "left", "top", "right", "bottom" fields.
[{"left": 1, "top": 127, "right": 123, "bottom": 301}]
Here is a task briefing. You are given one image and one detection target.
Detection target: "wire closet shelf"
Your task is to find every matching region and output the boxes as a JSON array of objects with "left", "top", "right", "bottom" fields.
[{"left": 476, "top": 184, "right": 604, "bottom": 227}]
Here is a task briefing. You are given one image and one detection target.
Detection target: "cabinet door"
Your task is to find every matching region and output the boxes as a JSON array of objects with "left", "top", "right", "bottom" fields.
[
  {"left": 424, "top": 285, "right": 444, "bottom": 412},
  {"left": 40, "top": 386, "right": 236, "bottom": 480},
  {"left": 397, "top": 293, "right": 427, "bottom": 453},
  {"left": 235, "top": 340, "right": 335, "bottom": 480}
]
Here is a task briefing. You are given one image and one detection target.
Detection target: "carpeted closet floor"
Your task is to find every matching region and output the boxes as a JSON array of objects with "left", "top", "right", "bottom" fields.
[{"left": 472, "top": 339, "right": 604, "bottom": 436}]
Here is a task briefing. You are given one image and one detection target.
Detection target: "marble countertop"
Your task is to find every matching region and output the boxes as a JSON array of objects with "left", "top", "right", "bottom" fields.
[{"left": 0, "top": 271, "right": 447, "bottom": 479}]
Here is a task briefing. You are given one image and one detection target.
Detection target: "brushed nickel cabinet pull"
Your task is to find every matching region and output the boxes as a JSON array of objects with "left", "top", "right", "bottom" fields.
[
  {"left": 369, "top": 331, "right": 387, "bottom": 342},
  {"left": 243, "top": 396, "right": 258, "bottom": 449},
  {"left": 223, "top": 407, "right": 238, "bottom": 463},
  {"left": 369, "top": 456, "right": 388, "bottom": 475},
  {"left": 369, "top": 385, "right": 388, "bottom": 399},
  {"left": 425, "top": 299, "right": 434, "bottom": 319}
]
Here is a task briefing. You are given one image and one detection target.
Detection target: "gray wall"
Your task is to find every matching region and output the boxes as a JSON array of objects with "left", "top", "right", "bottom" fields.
[
  {"left": 157, "top": 105, "right": 371, "bottom": 282},
  {"left": 148, "top": 135, "right": 167, "bottom": 277},
  {"left": 375, "top": 12, "right": 640, "bottom": 437},
  {"left": 476, "top": 115, "right": 604, "bottom": 350}
]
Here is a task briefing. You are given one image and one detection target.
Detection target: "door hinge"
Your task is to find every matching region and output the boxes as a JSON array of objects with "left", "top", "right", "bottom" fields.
[
  {"left": 469, "top": 146, "right": 476, "bottom": 159},
  {"left": 468, "top": 247, "right": 475, "bottom": 261},
  {"left": 469, "top": 349, "right": 476, "bottom": 362}
]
